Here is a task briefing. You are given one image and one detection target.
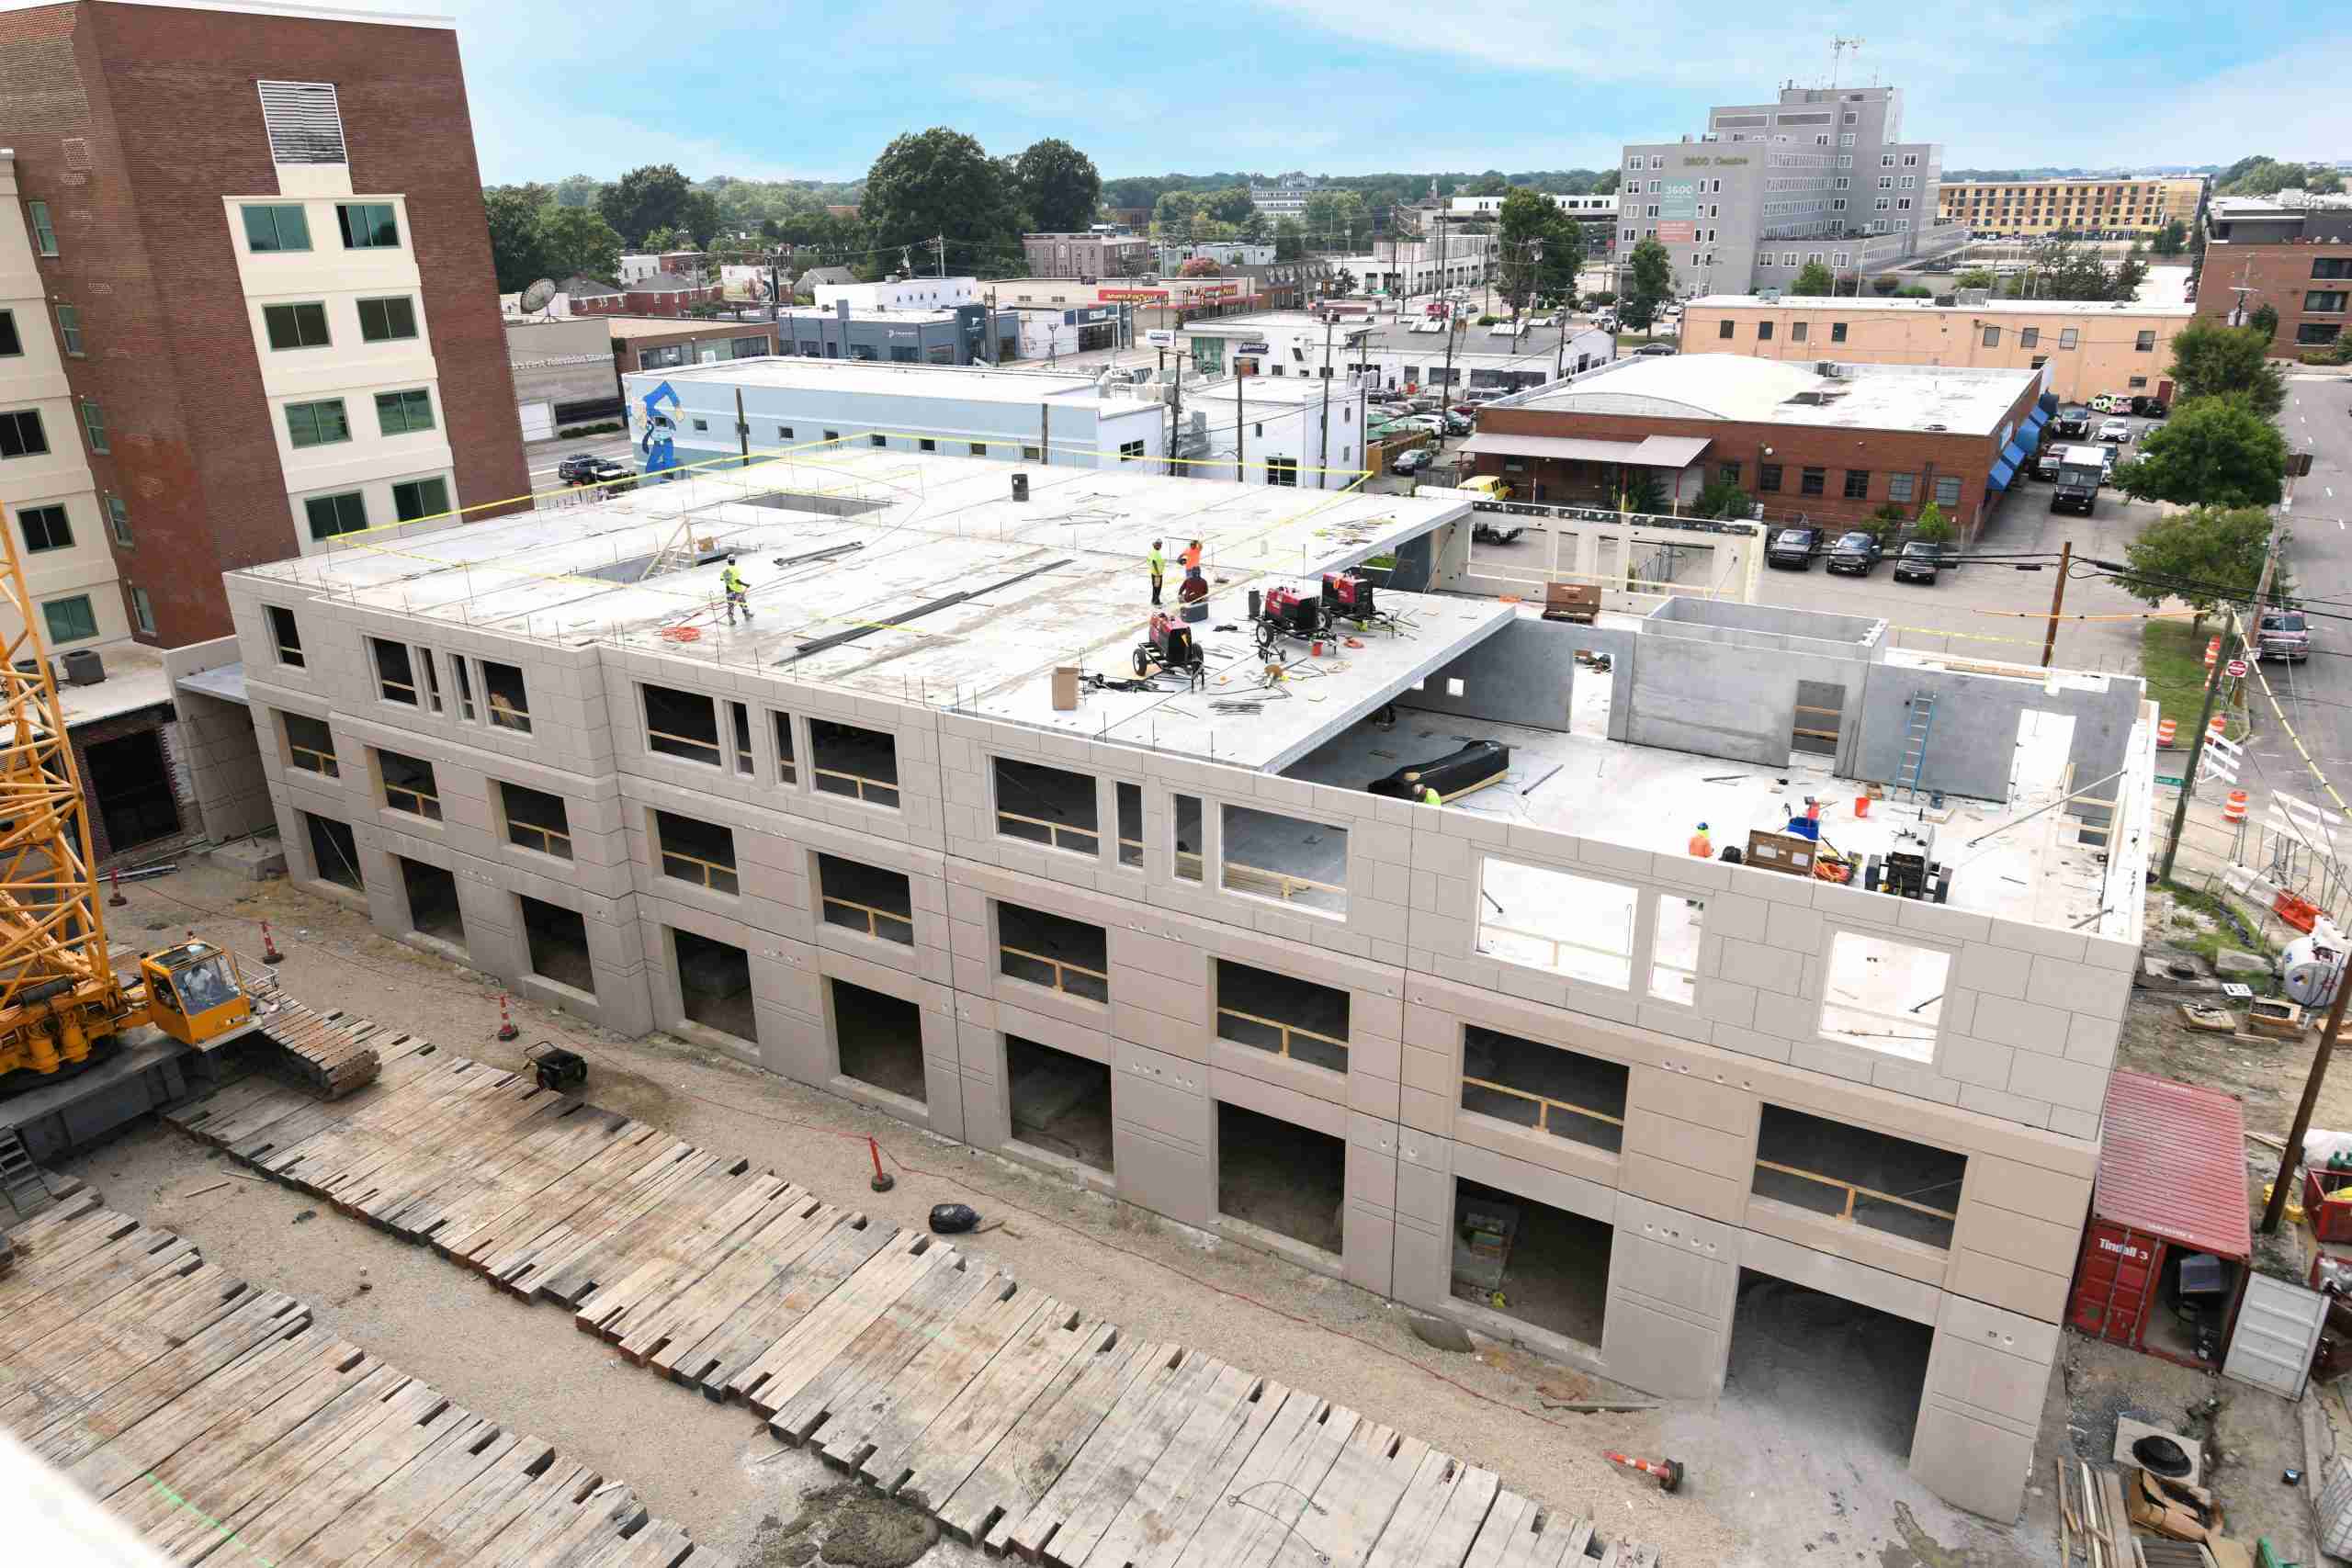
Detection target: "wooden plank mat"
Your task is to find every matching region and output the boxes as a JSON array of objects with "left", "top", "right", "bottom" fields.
[
  {"left": 0, "top": 1202, "right": 734, "bottom": 1568},
  {"left": 157, "top": 1030, "right": 1666, "bottom": 1565}
]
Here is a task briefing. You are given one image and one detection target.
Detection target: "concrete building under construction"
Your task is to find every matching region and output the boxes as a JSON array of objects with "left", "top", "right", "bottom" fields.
[{"left": 216, "top": 446, "right": 2157, "bottom": 1523}]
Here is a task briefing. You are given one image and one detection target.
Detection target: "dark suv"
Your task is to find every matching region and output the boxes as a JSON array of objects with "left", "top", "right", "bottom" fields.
[
  {"left": 1892, "top": 541, "right": 1947, "bottom": 585},
  {"left": 1825, "top": 531, "right": 1883, "bottom": 577},
  {"left": 1766, "top": 527, "right": 1818, "bottom": 570},
  {"left": 559, "top": 455, "right": 637, "bottom": 492}
]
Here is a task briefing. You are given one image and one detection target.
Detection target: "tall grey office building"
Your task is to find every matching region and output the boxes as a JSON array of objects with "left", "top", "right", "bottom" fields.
[{"left": 1618, "top": 85, "right": 1966, "bottom": 295}]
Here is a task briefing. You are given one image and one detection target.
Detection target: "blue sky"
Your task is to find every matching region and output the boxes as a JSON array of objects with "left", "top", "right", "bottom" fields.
[{"left": 445, "top": 2, "right": 2351, "bottom": 186}]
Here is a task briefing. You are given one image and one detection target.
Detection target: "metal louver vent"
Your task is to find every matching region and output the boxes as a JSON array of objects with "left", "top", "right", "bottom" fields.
[{"left": 256, "top": 80, "right": 346, "bottom": 165}]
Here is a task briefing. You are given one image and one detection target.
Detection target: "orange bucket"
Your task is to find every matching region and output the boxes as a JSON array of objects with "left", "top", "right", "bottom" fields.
[{"left": 1854, "top": 795, "right": 1871, "bottom": 818}]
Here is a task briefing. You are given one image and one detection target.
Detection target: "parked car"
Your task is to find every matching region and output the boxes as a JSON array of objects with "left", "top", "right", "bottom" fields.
[
  {"left": 1825, "top": 531, "right": 1884, "bottom": 577},
  {"left": 1766, "top": 527, "right": 1818, "bottom": 570},
  {"left": 1892, "top": 541, "right": 1947, "bottom": 585},
  {"left": 1632, "top": 343, "right": 1678, "bottom": 357},
  {"left": 559, "top": 455, "right": 637, "bottom": 491},
  {"left": 2031, "top": 448, "right": 2064, "bottom": 481},
  {"left": 1462, "top": 476, "right": 1514, "bottom": 502},
  {"left": 2050, "top": 409, "right": 2091, "bottom": 441},
  {"left": 2257, "top": 609, "right": 2312, "bottom": 662},
  {"left": 2099, "top": 444, "right": 2121, "bottom": 479},
  {"left": 2131, "top": 396, "right": 2169, "bottom": 419},
  {"left": 1472, "top": 519, "right": 1525, "bottom": 545},
  {"left": 1390, "top": 447, "right": 1435, "bottom": 475},
  {"left": 1442, "top": 412, "right": 1474, "bottom": 435},
  {"left": 2098, "top": 417, "right": 2132, "bottom": 444}
]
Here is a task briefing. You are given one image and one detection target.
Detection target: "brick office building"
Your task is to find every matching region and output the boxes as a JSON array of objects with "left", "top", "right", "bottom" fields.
[
  {"left": 0, "top": 0, "right": 528, "bottom": 648},
  {"left": 2195, "top": 199, "right": 2352, "bottom": 357},
  {"left": 1464, "top": 356, "right": 2048, "bottom": 539}
]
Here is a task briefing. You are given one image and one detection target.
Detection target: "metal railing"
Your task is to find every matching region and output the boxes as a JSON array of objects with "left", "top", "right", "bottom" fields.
[
  {"left": 660, "top": 847, "right": 739, "bottom": 895},
  {"left": 1460, "top": 1074, "right": 1624, "bottom": 1142},
  {"left": 813, "top": 766, "right": 899, "bottom": 807},
  {"left": 1216, "top": 1005, "right": 1348, "bottom": 1064},
  {"left": 1753, "top": 1157, "right": 1958, "bottom": 1232},
  {"left": 649, "top": 727, "right": 723, "bottom": 766},
  {"left": 822, "top": 894, "right": 912, "bottom": 944},
  {"left": 383, "top": 781, "right": 442, "bottom": 820},
  {"left": 288, "top": 744, "right": 338, "bottom": 778},
  {"left": 507, "top": 819, "right": 571, "bottom": 859},
  {"left": 997, "top": 807, "right": 1102, "bottom": 856},
  {"left": 1000, "top": 943, "right": 1110, "bottom": 1002}
]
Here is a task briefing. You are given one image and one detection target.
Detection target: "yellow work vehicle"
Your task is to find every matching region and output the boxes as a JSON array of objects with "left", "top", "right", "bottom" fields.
[{"left": 0, "top": 940, "right": 257, "bottom": 1083}]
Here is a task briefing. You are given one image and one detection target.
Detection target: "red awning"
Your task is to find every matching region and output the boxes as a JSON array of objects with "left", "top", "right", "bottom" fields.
[{"left": 2094, "top": 1070, "right": 2254, "bottom": 1261}]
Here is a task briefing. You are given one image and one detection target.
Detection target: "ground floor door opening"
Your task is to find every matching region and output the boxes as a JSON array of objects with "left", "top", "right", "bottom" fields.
[
  {"left": 1005, "top": 1035, "right": 1113, "bottom": 1171},
  {"left": 518, "top": 895, "right": 595, "bottom": 995},
  {"left": 85, "top": 728, "right": 180, "bottom": 853},
  {"left": 1725, "top": 1269, "right": 1934, "bottom": 1461},
  {"left": 397, "top": 857, "right": 465, "bottom": 948},
  {"left": 1216, "top": 1100, "right": 1343, "bottom": 1256},
  {"left": 303, "top": 812, "right": 362, "bottom": 891},
  {"left": 671, "top": 927, "right": 753, "bottom": 1043},
  {"left": 1451, "top": 1177, "right": 1611, "bottom": 1347},
  {"left": 831, "top": 978, "right": 925, "bottom": 1103}
]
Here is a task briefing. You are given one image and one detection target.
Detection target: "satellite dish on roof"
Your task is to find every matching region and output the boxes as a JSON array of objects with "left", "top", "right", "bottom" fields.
[{"left": 520, "top": 277, "right": 558, "bottom": 315}]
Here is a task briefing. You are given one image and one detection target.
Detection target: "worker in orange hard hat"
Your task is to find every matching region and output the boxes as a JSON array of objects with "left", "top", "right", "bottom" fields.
[{"left": 1689, "top": 822, "right": 1713, "bottom": 859}]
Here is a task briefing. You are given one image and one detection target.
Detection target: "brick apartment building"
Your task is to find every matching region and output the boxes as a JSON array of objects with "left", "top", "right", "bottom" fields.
[
  {"left": 2195, "top": 199, "right": 2352, "bottom": 357},
  {"left": 1022, "top": 231, "right": 1153, "bottom": 279},
  {"left": 0, "top": 0, "right": 528, "bottom": 648},
  {"left": 1465, "top": 356, "right": 2047, "bottom": 538}
]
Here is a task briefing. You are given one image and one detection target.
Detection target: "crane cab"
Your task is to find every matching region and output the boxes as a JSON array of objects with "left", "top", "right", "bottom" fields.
[{"left": 141, "top": 942, "right": 254, "bottom": 1047}]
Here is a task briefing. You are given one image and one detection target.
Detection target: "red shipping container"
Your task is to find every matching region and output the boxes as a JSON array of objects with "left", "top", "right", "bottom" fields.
[{"left": 2069, "top": 1222, "right": 2160, "bottom": 1345}]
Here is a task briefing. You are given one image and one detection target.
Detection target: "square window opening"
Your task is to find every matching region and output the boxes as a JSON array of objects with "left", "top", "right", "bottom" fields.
[
  {"left": 817, "top": 852, "right": 913, "bottom": 945},
  {"left": 1218, "top": 1100, "right": 1342, "bottom": 1255},
  {"left": 282, "top": 711, "right": 337, "bottom": 776},
  {"left": 652, "top": 808, "right": 738, "bottom": 895},
  {"left": 994, "top": 757, "right": 1099, "bottom": 855},
  {"left": 645, "top": 684, "right": 718, "bottom": 763},
  {"left": 997, "top": 900, "right": 1108, "bottom": 1003},
  {"left": 500, "top": 782, "right": 571, "bottom": 859},
  {"left": 1476, "top": 856, "right": 1635, "bottom": 989},
  {"left": 377, "top": 749, "right": 442, "bottom": 820},
  {"left": 1819, "top": 931, "right": 1951, "bottom": 1061},
  {"left": 809, "top": 719, "right": 899, "bottom": 807},
  {"left": 1453, "top": 1176, "right": 1612, "bottom": 1347}
]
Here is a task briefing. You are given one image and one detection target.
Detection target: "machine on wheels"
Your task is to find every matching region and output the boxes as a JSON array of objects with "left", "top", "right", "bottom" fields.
[
  {"left": 1254, "top": 585, "right": 1327, "bottom": 657},
  {"left": 1132, "top": 614, "right": 1206, "bottom": 688}
]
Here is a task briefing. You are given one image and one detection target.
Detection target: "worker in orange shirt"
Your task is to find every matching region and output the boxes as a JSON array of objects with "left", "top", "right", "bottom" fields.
[
  {"left": 1182, "top": 538, "right": 1203, "bottom": 572},
  {"left": 1689, "top": 822, "right": 1713, "bottom": 859}
]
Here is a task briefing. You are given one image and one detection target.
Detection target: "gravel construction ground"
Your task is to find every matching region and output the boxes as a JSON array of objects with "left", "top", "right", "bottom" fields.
[{"left": 56, "top": 857, "right": 2096, "bottom": 1566}]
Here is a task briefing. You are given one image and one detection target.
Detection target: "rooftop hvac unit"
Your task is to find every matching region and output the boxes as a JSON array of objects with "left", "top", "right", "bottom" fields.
[
  {"left": 1757, "top": 287, "right": 1782, "bottom": 303},
  {"left": 1815, "top": 360, "right": 1839, "bottom": 377}
]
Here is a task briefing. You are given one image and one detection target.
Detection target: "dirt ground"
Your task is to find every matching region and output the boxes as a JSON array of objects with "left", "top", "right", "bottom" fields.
[{"left": 35, "top": 857, "right": 2196, "bottom": 1567}]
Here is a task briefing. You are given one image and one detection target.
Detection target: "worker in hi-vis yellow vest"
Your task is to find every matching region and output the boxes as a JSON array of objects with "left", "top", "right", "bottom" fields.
[
  {"left": 1148, "top": 539, "right": 1165, "bottom": 605},
  {"left": 721, "top": 558, "right": 753, "bottom": 624}
]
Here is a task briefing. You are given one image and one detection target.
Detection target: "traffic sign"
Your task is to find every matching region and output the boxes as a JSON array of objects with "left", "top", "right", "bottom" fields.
[{"left": 2227, "top": 659, "right": 2249, "bottom": 678}]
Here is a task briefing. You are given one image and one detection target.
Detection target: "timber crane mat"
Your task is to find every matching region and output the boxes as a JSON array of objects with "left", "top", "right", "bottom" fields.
[{"left": 238, "top": 993, "right": 384, "bottom": 1100}]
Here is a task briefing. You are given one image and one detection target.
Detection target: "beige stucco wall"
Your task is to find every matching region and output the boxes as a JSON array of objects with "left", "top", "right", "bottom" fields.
[{"left": 1680, "top": 300, "right": 2193, "bottom": 402}]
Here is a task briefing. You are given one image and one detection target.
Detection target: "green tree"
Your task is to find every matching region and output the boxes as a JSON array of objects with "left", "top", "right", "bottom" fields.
[
  {"left": 2167, "top": 321, "right": 2287, "bottom": 416},
  {"left": 1593, "top": 170, "right": 1621, "bottom": 196},
  {"left": 2110, "top": 504, "right": 2273, "bottom": 627},
  {"left": 1694, "top": 475, "right": 1754, "bottom": 520},
  {"left": 1014, "top": 139, "right": 1102, "bottom": 233},
  {"left": 482, "top": 186, "right": 552, "bottom": 293},
  {"left": 597, "top": 164, "right": 692, "bottom": 246},
  {"left": 1469, "top": 171, "right": 1510, "bottom": 196},
  {"left": 551, "top": 174, "right": 603, "bottom": 209},
  {"left": 1954, "top": 266, "right": 1996, "bottom": 291},
  {"left": 678, "top": 189, "right": 722, "bottom": 249},
  {"left": 2113, "top": 399, "right": 2288, "bottom": 509},
  {"left": 2153, "top": 219, "right": 2187, "bottom": 257},
  {"left": 1911, "top": 503, "right": 1953, "bottom": 543},
  {"left": 1494, "top": 188, "right": 1577, "bottom": 320},
  {"left": 1240, "top": 210, "right": 1271, "bottom": 245},
  {"left": 1204, "top": 186, "right": 1256, "bottom": 226},
  {"left": 1154, "top": 189, "right": 1202, "bottom": 241},
  {"left": 1619, "top": 238, "right": 1674, "bottom": 333},
  {"left": 539, "top": 206, "right": 623, "bottom": 285},
  {"left": 863, "top": 128, "right": 1022, "bottom": 276},
  {"left": 1620, "top": 471, "right": 1668, "bottom": 515},
  {"left": 1789, "top": 259, "right": 1836, "bottom": 297},
  {"left": 1894, "top": 285, "right": 1933, "bottom": 299},
  {"left": 1273, "top": 216, "right": 1306, "bottom": 261},
  {"left": 1870, "top": 274, "right": 1902, "bottom": 295},
  {"left": 2249, "top": 302, "right": 2280, "bottom": 341},
  {"left": 1301, "top": 190, "right": 1370, "bottom": 249},
  {"left": 2112, "top": 244, "right": 2150, "bottom": 301}
]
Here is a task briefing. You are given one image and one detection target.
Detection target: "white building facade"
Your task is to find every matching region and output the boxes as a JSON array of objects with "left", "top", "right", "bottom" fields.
[{"left": 813, "top": 276, "right": 978, "bottom": 312}]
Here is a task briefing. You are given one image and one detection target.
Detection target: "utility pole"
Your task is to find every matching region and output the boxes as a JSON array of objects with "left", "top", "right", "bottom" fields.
[
  {"left": 936, "top": 233, "right": 945, "bottom": 280},
  {"left": 1236, "top": 372, "right": 1246, "bottom": 483},
  {"left": 2040, "top": 540, "right": 2071, "bottom": 667},
  {"left": 2268, "top": 957, "right": 2352, "bottom": 1233},
  {"left": 1438, "top": 218, "right": 1459, "bottom": 424},
  {"left": 2158, "top": 528, "right": 2278, "bottom": 883},
  {"left": 1317, "top": 315, "right": 1336, "bottom": 487},
  {"left": 1159, "top": 347, "right": 1172, "bottom": 476}
]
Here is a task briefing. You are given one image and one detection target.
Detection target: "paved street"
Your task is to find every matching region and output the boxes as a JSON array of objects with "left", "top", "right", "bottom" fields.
[{"left": 2238, "top": 372, "right": 2352, "bottom": 831}]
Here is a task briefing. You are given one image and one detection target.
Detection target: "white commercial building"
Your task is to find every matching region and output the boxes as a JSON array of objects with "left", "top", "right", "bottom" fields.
[
  {"left": 1177, "top": 311, "right": 1615, "bottom": 396},
  {"left": 624, "top": 358, "right": 1169, "bottom": 471},
  {"left": 1335, "top": 233, "right": 1498, "bottom": 296},
  {"left": 813, "top": 276, "right": 978, "bottom": 312},
  {"left": 1180, "top": 373, "right": 1372, "bottom": 490}
]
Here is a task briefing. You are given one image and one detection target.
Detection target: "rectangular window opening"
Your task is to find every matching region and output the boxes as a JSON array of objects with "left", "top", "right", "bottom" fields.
[
  {"left": 1220, "top": 802, "right": 1347, "bottom": 916},
  {"left": 997, "top": 900, "right": 1109, "bottom": 1003},
  {"left": 672, "top": 928, "right": 754, "bottom": 1042},
  {"left": 305, "top": 491, "right": 368, "bottom": 541},
  {"left": 652, "top": 808, "right": 738, "bottom": 895},
  {"left": 1461, "top": 1025, "right": 1628, "bottom": 1155},
  {"left": 283, "top": 712, "right": 336, "bottom": 776},
  {"left": 377, "top": 749, "right": 442, "bottom": 820},
  {"left": 304, "top": 812, "right": 363, "bottom": 891},
  {"left": 371, "top": 637, "right": 417, "bottom": 705},
  {"left": 1218, "top": 1100, "right": 1342, "bottom": 1254},
  {"left": 1453, "top": 1175, "right": 1612, "bottom": 1347},
  {"left": 809, "top": 719, "right": 899, "bottom": 808},
  {"left": 1753, "top": 1104, "right": 1965, "bottom": 1250},
  {"left": 1007, "top": 1035, "right": 1113, "bottom": 1172},
  {"left": 832, "top": 977, "right": 925, "bottom": 1102},
  {"left": 1173, "top": 793, "right": 1203, "bottom": 881},
  {"left": 1216, "top": 958, "right": 1348, "bottom": 1072},
  {"left": 817, "top": 852, "right": 913, "bottom": 945},
  {"left": 500, "top": 782, "right": 571, "bottom": 859},
  {"left": 265, "top": 604, "right": 304, "bottom": 667},
  {"left": 1650, "top": 894, "right": 1703, "bottom": 1004},
  {"left": 1476, "top": 856, "right": 1635, "bottom": 989},
  {"left": 397, "top": 856, "right": 465, "bottom": 948},
  {"left": 481, "top": 660, "right": 529, "bottom": 732},
  {"left": 1819, "top": 930, "right": 1951, "bottom": 1062},
  {"left": 994, "top": 757, "right": 1100, "bottom": 855},
  {"left": 520, "top": 895, "right": 595, "bottom": 995},
  {"left": 1116, "top": 782, "right": 1143, "bottom": 869}
]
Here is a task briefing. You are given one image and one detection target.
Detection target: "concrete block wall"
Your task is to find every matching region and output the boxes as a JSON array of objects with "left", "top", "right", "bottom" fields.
[{"left": 221, "top": 566, "right": 2146, "bottom": 1523}]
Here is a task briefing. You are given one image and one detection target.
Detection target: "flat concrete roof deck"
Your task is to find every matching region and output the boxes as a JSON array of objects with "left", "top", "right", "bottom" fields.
[
  {"left": 1514, "top": 356, "right": 2040, "bottom": 436},
  {"left": 232, "top": 450, "right": 1478, "bottom": 770}
]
